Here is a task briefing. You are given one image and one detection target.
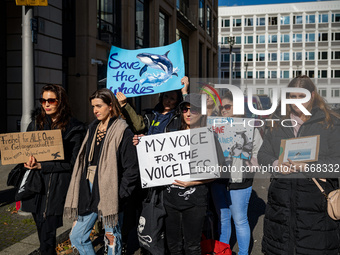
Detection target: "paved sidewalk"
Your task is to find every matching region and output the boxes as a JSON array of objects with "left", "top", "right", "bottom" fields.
[
  {"left": 0, "top": 162, "right": 269, "bottom": 254},
  {"left": 0, "top": 162, "right": 72, "bottom": 255}
]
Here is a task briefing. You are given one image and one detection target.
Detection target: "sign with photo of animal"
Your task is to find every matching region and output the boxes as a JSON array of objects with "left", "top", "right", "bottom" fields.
[
  {"left": 107, "top": 40, "right": 185, "bottom": 97},
  {"left": 0, "top": 130, "right": 64, "bottom": 165},
  {"left": 207, "top": 117, "right": 255, "bottom": 160},
  {"left": 136, "top": 127, "right": 220, "bottom": 188}
]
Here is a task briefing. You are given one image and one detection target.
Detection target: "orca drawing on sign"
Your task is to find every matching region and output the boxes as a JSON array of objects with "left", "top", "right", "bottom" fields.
[{"left": 136, "top": 51, "right": 179, "bottom": 87}]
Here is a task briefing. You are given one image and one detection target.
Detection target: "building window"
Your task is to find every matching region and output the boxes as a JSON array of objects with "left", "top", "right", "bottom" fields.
[
  {"left": 268, "top": 52, "right": 277, "bottom": 61},
  {"left": 293, "top": 70, "right": 302, "bottom": 77},
  {"left": 234, "top": 53, "right": 241, "bottom": 62},
  {"left": 97, "top": 0, "right": 121, "bottom": 45},
  {"left": 268, "top": 16, "right": 277, "bottom": 25},
  {"left": 281, "top": 34, "right": 290, "bottom": 43},
  {"left": 268, "top": 34, "right": 277, "bottom": 43},
  {"left": 306, "top": 33, "right": 315, "bottom": 42},
  {"left": 318, "top": 51, "right": 328, "bottom": 60},
  {"left": 245, "top": 71, "right": 253, "bottom": 78},
  {"left": 293, "top": 15, "right": 303, "bottom": 24},
  {"left": 206, "top": 5, "right": 211, "bottom": 35},
  {"left": 306, "top": 14, "right": 315, "bottom": 24},
  {"left": 293, "top": 33, "right": 302, "bottom": 43},
  {"left": 245, "top": 35, "right": 253, "bottom": 44},
  {"left": 332, "top": 51, "right": 340, "bottom": 59},
  {"left": 199, "top": 0, "right": 205, "bottom": 28},
  {"left": 222, "top": 19, "right": 230, "bottom": 27},
  {"left": 332, "top": 70, "right": 340, "bottom": 78},
  {"left": 319, "top": 14, "right": 328, "bottom": 23},
  {"left": 280, "top": 70, "right": 289, "bottom": 78},
  {"left": 293, "top": 52, "right": 302, "bottom": 60},
  {"left": 159, "top": 12, "right": 169, "bottom": 46},
  {"left": 269, "top": 70, "right": 277, "bottom": 78},
  {"left": 306, "top": 51, "right": 315, "bottom": 60},
  {"left": 244, "top": 53, "right": 253, "bottom": 61},
  {"left": 280, "top": 52, "right": 289, "bottom": 61},
  {"left": 256, "top": 35, "right": 266, "bottom": 44},
  {"left": 256, "top": 53, "right": 265, "bottom": 61},
  {"left": 257, "top": 17, "right": 265, "bottom": 26},
  {"left": 331, "top": 88, "right": 340, "bottom": 97},
  {"left": 332, "top": 13, "right": 340, "bottom": 22},
  {"left": 318, "top": 70, "right": 328, "bottom": 78},
  {"left": 234, "top": 71, "right": 241, "bottom": 79},
  {"left": 257, "top": 88, "right": 265, "bottom": 94},
  {"left": 318, "top": 33, "right": 328, "bottom": 42},
  {"left": 256, "top": 71, "right": 265, "bottom": 79},
  {"left": 280, "top": 15, "right": 290, "bottom": 25},
  {"left": 235, "top": 36, "right": 242, "bottom": 44},
  {"left": 332, "top": 32, "right": 340, "bottom": 41},
  {"left": 233, "top": 18, "right": 242, "bottom": 27},
  {"left": 222, "top": 71, "right": 229, "bottom": 79},
  {"left": 308, "top": 70, "right": 315, "bottom": 78},
  {"left": 245, "top": 17, "right": 253, "bottom": 26},
  {"left": 318, "top": 88, "right": 327, "bottom": 97},
  {"left": 136, "top": 0, "right": 149, "bottom": 48}
]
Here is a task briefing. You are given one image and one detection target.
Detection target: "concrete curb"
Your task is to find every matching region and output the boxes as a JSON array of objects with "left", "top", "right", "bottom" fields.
[{"left": 0, "top": 219, "right": 73, "bottom": 255}]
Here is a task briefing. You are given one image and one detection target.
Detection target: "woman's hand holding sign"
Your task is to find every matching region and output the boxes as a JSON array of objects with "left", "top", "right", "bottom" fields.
[{"left": 24, "top": 155, "right": 42, "bottom": 170}]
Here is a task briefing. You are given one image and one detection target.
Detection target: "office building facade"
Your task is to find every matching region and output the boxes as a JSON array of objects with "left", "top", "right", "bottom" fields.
[
  {"left": 2, "top": 0, "right": 218, "bottom": 132},
  {"left": 218, "top": 1, "right": 340, "bottom": 106}
]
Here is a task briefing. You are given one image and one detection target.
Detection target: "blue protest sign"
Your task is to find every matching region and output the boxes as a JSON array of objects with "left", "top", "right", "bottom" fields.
[{"left": 107, "top": 40, "right": 185, "bottom": 98}]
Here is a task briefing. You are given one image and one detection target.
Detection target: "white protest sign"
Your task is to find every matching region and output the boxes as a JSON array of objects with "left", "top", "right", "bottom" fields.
[
  {"left": 136, "top": 127, "right": 220, "bottom": 188},
  {"left": 207, "top": 117, "right": 255, "bottom": 160}
]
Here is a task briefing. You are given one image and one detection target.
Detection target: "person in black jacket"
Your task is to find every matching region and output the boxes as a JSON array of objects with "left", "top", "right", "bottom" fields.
[
  {"left": 258, "top": 75, "right": 340, "bottom": 255},
  {"left": 22, "top": 84, "right": 85, "bottom": 255},
  {"left": 64, "top": 88, "right": 140, "bottom": 255}
]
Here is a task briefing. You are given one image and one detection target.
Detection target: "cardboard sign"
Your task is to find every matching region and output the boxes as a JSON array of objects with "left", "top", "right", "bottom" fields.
[
  {"left": 136, "top": 127, "right": 220, "bottom": 188},
  {"left": 278, "top": 135, "right": 320, "bottom": 164},
  {"left": 0, "top": 130, "right": 64, "bottom": 165},
  {"left": 107, "top": 40, "right": 185, "bottom": 98},
  {"left": 207, "top": 117, "right": 255, "bottom": 160}
]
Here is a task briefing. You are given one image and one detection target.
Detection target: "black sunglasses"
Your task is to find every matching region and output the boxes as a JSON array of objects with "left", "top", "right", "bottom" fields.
[
  {"left": 219, "top": 104, "right": 232, "bottom": 111},
  {"left": 39, "top": 98, "right": 58, "bottom": 105},
  {"left": 181, "top": 107, "right": 199, "bottom": 115}
]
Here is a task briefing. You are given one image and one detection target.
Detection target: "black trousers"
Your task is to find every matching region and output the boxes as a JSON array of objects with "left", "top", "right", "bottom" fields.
[
  {"left": 33, "top": 213, "right": 62, "bottom": 255},
  {"left": 164, "top": 204, "right": 206, "bottom": 255}
]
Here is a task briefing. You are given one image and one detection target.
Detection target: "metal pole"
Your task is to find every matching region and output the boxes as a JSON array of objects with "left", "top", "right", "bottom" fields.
[
  {"left": 21, "top": 6, "right": 34, "bottom": 132},
  {"left": 229, "top": 45, "right": 232, "bottom": 85}
]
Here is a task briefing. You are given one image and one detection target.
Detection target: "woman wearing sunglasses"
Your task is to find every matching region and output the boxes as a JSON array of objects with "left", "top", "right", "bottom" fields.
[
  {"left": 211, "top": 91, "right": 263, "bottom": 255},
  {"left": 22, "top": 84, "right": 85, "bottom": 255}
]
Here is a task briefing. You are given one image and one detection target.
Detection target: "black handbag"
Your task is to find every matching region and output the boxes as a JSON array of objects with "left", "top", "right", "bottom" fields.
[
  {"left": 137, "top": 189, "right": 166, "bottom": 254},
  {"left": 15, "top": 169, "right": 42, "bottom": 201},
  {"left": 7, "top": 164, "right": 26, "bottom": 188}
]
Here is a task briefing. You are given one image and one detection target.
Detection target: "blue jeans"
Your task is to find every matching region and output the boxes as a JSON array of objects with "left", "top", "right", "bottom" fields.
[
  {"left": 211, "top": 183, "right": 252, "bottom": 255},
  {"left": 70, "top": 212, "right": 123, "bottom": 255},
  {"left": 69, "top": 181, "right": 123, "bottom": 255}
]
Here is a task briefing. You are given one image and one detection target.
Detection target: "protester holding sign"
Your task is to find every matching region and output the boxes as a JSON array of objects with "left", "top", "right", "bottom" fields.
[
  {"left": 258, "top": 75, "right": 340, "bottom": 255},
  {"left": 22, "top": 84, "right": 86, "bottom": 255},
  {"left": 163, "top": 93, "right": 224, "bottom": 255},
  {"left": 64, "top": 88, "right": 139, "bottom": 255},
  {"left": 211, "top": 91, "right": 263, "bottom": 255}
]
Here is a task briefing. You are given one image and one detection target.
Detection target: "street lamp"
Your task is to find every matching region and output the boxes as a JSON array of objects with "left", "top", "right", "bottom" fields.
[
  {"left": 244, "top": 62, "right": 248, "bottom": 94},
  {"left": 228, "top": 36, "right": 235, "bottom": 85}
]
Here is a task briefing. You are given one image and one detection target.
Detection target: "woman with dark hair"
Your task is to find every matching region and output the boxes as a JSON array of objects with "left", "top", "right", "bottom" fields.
[
  {"left": 64, "top": 88, "right": 139, "bottom": 255},
  {"left": 211, "top": 91, "right": 262, "bottom": 255},
  {"left": 258, "top": 75, "right": 340, "bottom": 255},
  {"left": 23, "top": 84, "right": 85, "bottom": 255}
]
